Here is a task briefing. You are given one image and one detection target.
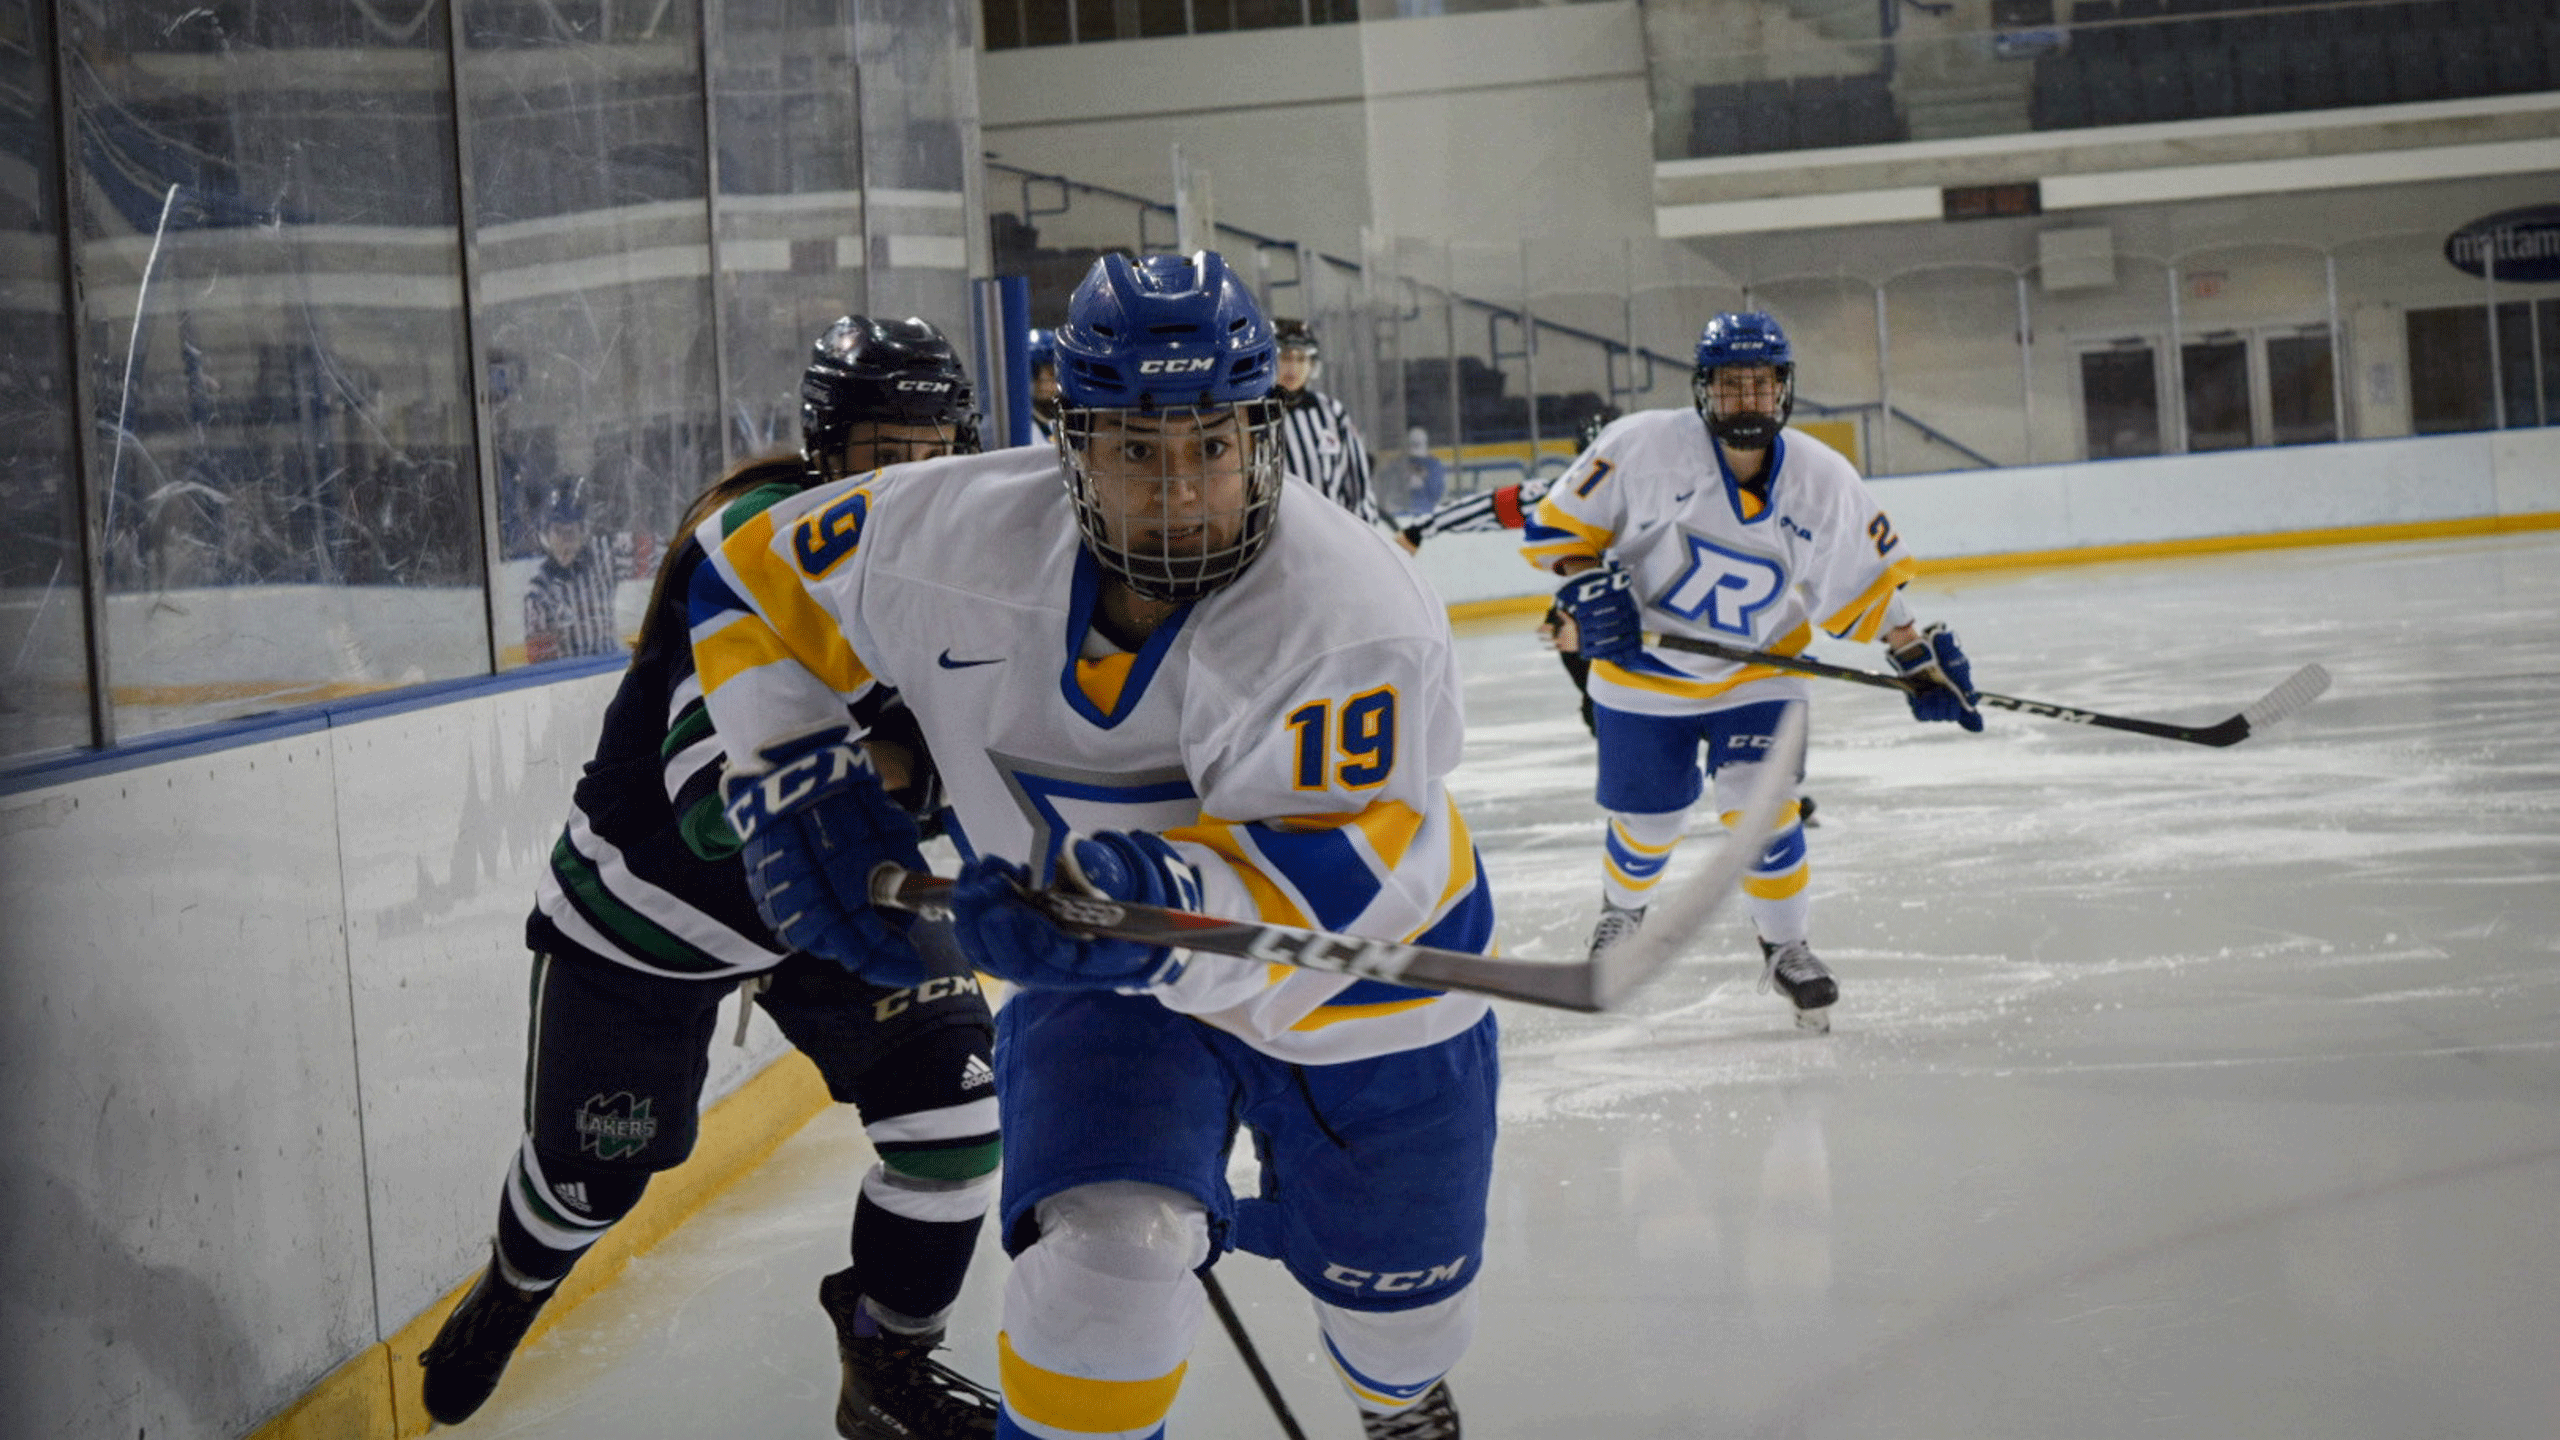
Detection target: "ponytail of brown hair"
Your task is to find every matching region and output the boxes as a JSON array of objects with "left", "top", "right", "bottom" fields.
[{"left": 634, "top": 452, "right": 811, "bottom": 657}]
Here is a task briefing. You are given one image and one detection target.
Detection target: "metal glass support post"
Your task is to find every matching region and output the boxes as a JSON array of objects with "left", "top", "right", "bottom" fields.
[
  {"left": 2325, "top": 251, "right": 2348, "bottom": 440},
  {"left": 697, "top": 0, "right": 737, "bottom": 471},
  {"left": 444, "top": 0, "right": 508, "bottom": 677},
  {"left": 2165, "top": 263, "right": 2187, "bottom": 453},
  {"left": 2017, "top": 270, "right": 2035, "bottom": 466},
  {"left": 1874, "top": 284, "right": 1893, "bottom": 475},
  {"left": 1519, "top": 240, "right": 1540, "bottom": 461},
  {"left": 2486, "top": 253, "right": 2506, "bottom": 431},
  {"left": 45, "top": 0, "right": 112, "bottom": 747}
]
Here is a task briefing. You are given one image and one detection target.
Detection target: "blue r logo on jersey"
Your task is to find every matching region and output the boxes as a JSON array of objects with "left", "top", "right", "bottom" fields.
[{"left": 1655, "top": 534, "right": 1787, "bottom": 637}]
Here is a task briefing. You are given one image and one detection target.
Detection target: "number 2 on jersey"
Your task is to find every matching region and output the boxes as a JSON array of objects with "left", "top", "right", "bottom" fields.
[{"left": 1287, "top": 686, "right": 1397, "bottom": 791}]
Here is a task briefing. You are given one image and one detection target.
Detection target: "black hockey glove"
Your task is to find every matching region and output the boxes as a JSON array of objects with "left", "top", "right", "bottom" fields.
[
  {"left": 1555, "top": 562, "right": 1642, "bottom": 663},
  {"left": 1888, "top": 623, "right": 1984, "bottom": 732},
  {"left": 722, "top": 729, "right": 934, "bottom": 984}
]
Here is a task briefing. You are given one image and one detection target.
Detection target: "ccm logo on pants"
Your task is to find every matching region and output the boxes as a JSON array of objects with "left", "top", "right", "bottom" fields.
[{"left": 1321, "top": 1257, "right": 1468, "bottom": 1294}]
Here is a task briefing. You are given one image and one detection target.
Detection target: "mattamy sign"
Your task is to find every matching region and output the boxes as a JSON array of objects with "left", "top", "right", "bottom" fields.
[{"left": 2445, "top": 206, "right": 2560, "bottom": 283}]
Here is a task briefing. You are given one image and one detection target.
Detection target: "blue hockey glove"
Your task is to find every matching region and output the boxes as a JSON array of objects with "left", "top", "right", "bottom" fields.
[
  {"left": 949, "top": 830, "right": 1204, "bottom": 991},
  {"left": 723, "top": 729, "right": 933, "bottom": 985},
  {"left": 1888, "top": 623, "right": 1984, "bottom": 733},
  {"left": 1556, "top": 563, "right": 1642, "bottom": 663}
]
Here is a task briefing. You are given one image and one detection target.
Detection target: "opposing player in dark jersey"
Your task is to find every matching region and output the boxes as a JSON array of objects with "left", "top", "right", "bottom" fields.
[{"left": 419, "top": 316, "right": 1002, "bottom": 1440}]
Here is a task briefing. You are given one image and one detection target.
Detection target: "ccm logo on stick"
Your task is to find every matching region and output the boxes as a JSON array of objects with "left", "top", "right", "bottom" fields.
[{"left": 1137, "top": 357, "right": 1217, "bottom": 375}]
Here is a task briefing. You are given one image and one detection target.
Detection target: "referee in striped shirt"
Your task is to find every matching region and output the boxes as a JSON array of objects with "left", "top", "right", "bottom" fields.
[
  {"left": 523, "top": 485, "right": 627, "bottom": 662},
  {"left": 1271, "top": 318, "right": 1383, "bottom": 526}
]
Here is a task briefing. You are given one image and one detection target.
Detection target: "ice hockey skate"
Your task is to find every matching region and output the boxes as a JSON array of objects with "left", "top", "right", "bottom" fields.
[
  {"left": 1586, "top": 900, "right": 1646, "bottom": 961},
  {"left": 1759, "top": 937, "right": 1837, "bottom": 1031},
  {"left": 418, "top": 1250, "right": 556, "bottom": 1425},
  {"left": 820, "top": 1269, "right": 1000, "bottom": 1439},
  {"left": 1362, "top": 1381, "right": 1462, "bottom": 1438}
]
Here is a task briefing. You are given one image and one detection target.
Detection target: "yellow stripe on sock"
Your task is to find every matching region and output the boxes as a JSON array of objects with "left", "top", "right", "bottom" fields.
[
  {"left": 1743, "top": 867, "right": 1809, "bottom": 900},
  {"left": 998, "top": 1333, "right": 1186, "bottom": 1433}
]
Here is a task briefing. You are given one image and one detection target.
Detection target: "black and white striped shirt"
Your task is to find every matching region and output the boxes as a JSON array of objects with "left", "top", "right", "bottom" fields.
[
  {"left": 1274, "top": 388, "right": 1380, "bottom": 525},
  {"left": 524, "top": 538, "right": 630, "bottom": 661}
]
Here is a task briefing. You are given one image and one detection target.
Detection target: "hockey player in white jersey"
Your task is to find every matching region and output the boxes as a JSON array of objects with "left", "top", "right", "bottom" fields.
[
  {"left": 1523, "top": 311, "right": 1983, "bottom": 1030},
  {"left": 690, "top": 251, "right": 1494, "bottom": 1439}
]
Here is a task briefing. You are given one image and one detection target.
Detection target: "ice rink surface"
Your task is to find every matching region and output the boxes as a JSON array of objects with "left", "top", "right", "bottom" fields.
[{"left": 447, "top": 533, "right": 2560, "bottom": 1438}]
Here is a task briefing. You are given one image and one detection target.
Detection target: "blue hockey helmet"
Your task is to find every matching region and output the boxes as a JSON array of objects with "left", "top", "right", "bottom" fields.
[
  {"left": 1054, "top": 251, "right": 1277, "bottom": 411},
  {"left": 1053, "top": 251, "right": 1285, "bottom": 602},
  {"left": 1692, "top": 311, "right": 1795, "bottom": 450},
  {"left": 1027, "top": 327, "right": 1057, "bottom": 372},
  {"left": 802, "top": 314, "right": 981, "bottom": 481}
]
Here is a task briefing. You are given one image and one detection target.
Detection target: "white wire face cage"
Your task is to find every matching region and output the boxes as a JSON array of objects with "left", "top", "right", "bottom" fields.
[{"left": 1057, "top": 401, "right": 1285, "bottom": 603}]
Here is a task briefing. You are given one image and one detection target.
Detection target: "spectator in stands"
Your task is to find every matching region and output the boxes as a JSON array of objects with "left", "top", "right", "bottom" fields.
[{"left": 1399, "top": 426, "right": 1450, "bottom": 515}]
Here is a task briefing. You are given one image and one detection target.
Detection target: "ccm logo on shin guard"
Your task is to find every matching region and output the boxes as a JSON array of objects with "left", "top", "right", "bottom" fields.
[{"left": 1321, "top": 1256, "right": 1468, "bottom": 1294}]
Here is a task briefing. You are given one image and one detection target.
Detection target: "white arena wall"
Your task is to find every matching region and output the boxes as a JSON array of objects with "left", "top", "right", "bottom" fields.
[
  {"left": 0, "top": 666, "right": 794, "bottom": 1440},
  {"left": 1, "top": 428, "right": 2554, "bottom": 1437},
  {"left": 1413, "top": 424, "right": 2560, "bottom": 605}
]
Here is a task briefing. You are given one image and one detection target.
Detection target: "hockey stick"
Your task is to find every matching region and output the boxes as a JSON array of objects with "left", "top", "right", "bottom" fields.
[
  {"left": 1640, "top": 631, "right": 2330, "bottom": 748},
  {"left": 863, "top": 705, "right": 1805, "bottom": 1013},
  {"left": 1202, "top": 1271, "right": 1311, "bottom": 1440}
]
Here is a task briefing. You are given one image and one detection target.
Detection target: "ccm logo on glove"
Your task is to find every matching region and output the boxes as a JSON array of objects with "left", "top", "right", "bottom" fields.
[{"left": 725, "top": 739, "right": 867, "bottom": 840}]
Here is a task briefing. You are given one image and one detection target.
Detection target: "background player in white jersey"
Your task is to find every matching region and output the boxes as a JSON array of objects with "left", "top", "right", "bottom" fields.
[
  {"left": 689, "top": 251, "right": 1495, "bottom": 1440},
  {"left": 420, "top": 317, "right": 1003, "bottom": 1440},
  {"left": 1523, "top": 311, "right": 1982, "bottom": 1030},
  {"left": 1271, "top": 317, "right": 1385, "bottom": 525}
]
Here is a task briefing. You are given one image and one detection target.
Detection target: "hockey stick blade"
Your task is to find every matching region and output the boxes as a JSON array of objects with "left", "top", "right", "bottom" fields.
[
  {"left": 1588, "top": 701, "right": 1807, "bottom": 1009},
  {"left": 865, "top": 715, "right": 1797, "bottom": 1018},
  {"left": 1643, "top": 632, "right": 2330, "bottom": 748}
]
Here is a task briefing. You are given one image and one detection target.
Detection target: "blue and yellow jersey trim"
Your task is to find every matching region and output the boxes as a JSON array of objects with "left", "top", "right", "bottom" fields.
[
  {"left": 1522, "top": 490, "right": 1614, "bottom": 573},
  {"left": 1821, "top": 553, "right": 1920, "bottom": 642},
  {"left": 690, "top": 502, "right": 877, "bottom": 699},
  {"left": 1166, "top": 790, "right": 1491, "bottom": 1025}
]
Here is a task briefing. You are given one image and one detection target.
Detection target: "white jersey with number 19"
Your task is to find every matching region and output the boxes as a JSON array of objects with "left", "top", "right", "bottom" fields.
[{"left": 688, "top": 445, "right": 1494, "bottom": 1065}]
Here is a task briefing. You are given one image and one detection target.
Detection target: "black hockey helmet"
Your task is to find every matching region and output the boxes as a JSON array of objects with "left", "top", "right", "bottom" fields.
[{"left": 800, "top": 315, "right": 981, "bottom": 480}]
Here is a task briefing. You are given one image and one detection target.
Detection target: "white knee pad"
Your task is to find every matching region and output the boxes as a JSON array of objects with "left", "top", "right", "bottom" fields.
[
  {"left": 1315, "top": 1284, "right": 1480, "bottom": 1412},
  {"left": 1033, "top": 1181, "right": 1212, "bottom": 1283},
  {"left": 1005, "top": 1182, "right": 1213, "bottom": 1399}
]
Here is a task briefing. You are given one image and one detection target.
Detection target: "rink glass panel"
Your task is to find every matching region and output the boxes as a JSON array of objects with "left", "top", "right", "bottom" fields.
[
  {"left": 53, "top": 1, "right": 486, "bottom": 742},
  {"left": 706, "top": 0, "right": 869, "bottom": 464},
  {"left": 0, "top": 0, "right": 92, "bottom": 762},
  {"left": 847, "top": 0, "right": 978, "bottom": 338},
  {"left": 458, "top": 0, "right": 721, "bottom": 669}
]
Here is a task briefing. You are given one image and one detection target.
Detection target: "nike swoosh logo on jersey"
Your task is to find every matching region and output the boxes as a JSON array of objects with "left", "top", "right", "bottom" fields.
[
  {"left": 937, "top": 650, "right": 1004, "bottom": 670},
  {"left": 1673, "top": 489, "right": 1696, "bottom": 502}
]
